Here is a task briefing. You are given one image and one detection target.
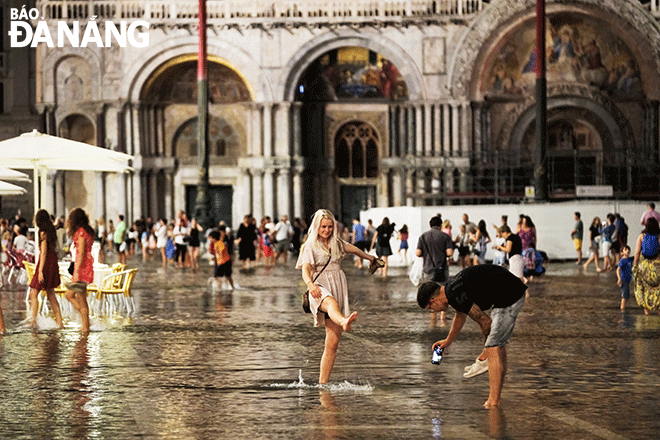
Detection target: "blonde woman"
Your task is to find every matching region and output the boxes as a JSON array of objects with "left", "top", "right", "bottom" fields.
[{"left": 296, "top": 209, "right": 376, "bottom": 384}]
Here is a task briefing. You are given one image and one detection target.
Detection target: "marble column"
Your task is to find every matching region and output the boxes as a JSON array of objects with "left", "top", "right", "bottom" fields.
[
  {"left": 251, "top": 169, "right": 264, "bottom": 220},
  {"left": 277, "top": 168, "right": 291, "bottom": 217},
  {"left": 274, "top": 102, "right": 291, "bottom": 157},
  {"left": 263, "top": 103, "right": 273, "bottom": 157},
  {"left": 149, "top": 172, "right": 159, "bottom": 219},
  {"left": 95, "top": 173, "right": 105, "bottom": 221},
  {"left": 292, "top": 103, "right": 302, "bottom": 157},
  {"left": 238, "top": 170, "right": 251, "bottom": 218},
  {"left": 424, "top": 103, "right": 433, "bottom": 157},
  {"left": 451, "top": 102, "right": 460, "bottom": 157},
  {"left": 292, "top": 169, "right": 303, "bottom": 219},
  {"left": 461, "top": 102, "right": 470, "bottom": 157},
  {"left": 132, "top": 171, "right": 142, "bottom": 221},
  {"left": 433, "top": 103, "right": 441, "bottom": 156},
  {"left": 263, "top": 168, "right": 274, "bottom": 217},
  {"left": 443, "top": 103, "right": 451, "bottom": 157},
  {"left": 415, "top": 103, "right": 423, "bottom": 156},
  {"left": 54, "top": 171, "right": 65, "bottom": 217},
  {"left": 392, "top": 168, "right": 402, "bottom": 207},
  {"left": 164, "top": 172, "right": 173, "bottom": 220}
]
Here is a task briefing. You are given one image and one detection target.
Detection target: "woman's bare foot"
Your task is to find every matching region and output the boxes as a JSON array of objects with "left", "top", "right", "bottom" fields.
[
  {"left": 484, "top": 399, "right": 500, "bottom": 409},
  {"left": 341, "top": 312, "right": 358, "bottom": 332}
]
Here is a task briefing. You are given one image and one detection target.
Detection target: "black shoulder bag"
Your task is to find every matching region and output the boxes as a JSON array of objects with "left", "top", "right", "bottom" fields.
[{"left": 302, "top": 257, "right": 332, "bottom": 313}]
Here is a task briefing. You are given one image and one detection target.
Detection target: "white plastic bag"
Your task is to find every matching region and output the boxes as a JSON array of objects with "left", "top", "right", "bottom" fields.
[{"left": 409, "top": 257, "right": 424, "bottom": 286}]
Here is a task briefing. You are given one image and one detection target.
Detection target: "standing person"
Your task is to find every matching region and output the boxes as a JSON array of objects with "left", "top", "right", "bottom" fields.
[
  {"left": 492, "top": 215, "right": 508, "bottom": 235},
  {"left": 351, "top": 218, "right": 368, "bottom": 268},
  {"left": 583, "top": 217, "right": 602, "bottom": 272},
  {"left": 470, "top": 220, "right": 491, "bottom": 266},
  {"left": 235, "top": 215, "right": 258, "bottom": 270},
  {"left": 416, "top": 214, "right": 454, "bottom": 323},
  {"left": 114, "top": 215, "right": 127, "bottom": 265},
  {"left": 187, "top": 218, "right": 204, "bottom": 271},
  {"left": 617, "top": 245, "right": 633, "bottom": 311},
  {"left": 154, "top": 219, "right": 169, "bottom": 267},
  {"left": 273, "top": 215, "right": 292, "bottom": 265},
  {"left": 640, "top": 202, "right": 660, "bottom": 226},
  {"left": 495, "top": 225, "right": 525, "bottom": 281},
  {"left": 417, "top": 264, "right": 527, "bottom": 408},
  {"left": 210, "top": 227, "right": 235, "bottom": 290},
  {"left": 491, "top": 229, "right": 507, "bottom": 267},
  {"left": 462, "top": 213, "right": 477, "bottom": 236},
  {"left": 454, "top": 224, "right": 472, "bottom": 269},
  {"left": 613, "top": 213, "right": 628, "bottom": 266},
  {"left": 28, "top": 209, "right": 64, "bottom": 329},
  {"left": 370, "top": 217, "right": 395, "bottom": 277},
  {"left": 63, "top": 208, "right": 94, "bottom": 332},
  {"left": 571, "top": 212, "right": 584, "bottom": 265},
  {"left": 365, "top": 219, "right": 376, "bottom": 251},
  {"left": 172, "top": 218, "right": 190, "bottom": 268},
  {"left": 296, "top": 209, "right": 376, "bottom": 384},
  {"left": 518, "top": 216, "right": 536, "bottom": 251},
  {"left": 291, "top": 217, "right": 306, "bottom": 258},
  {"left": 106, "top": 219, "right": 115, "bottom": 258},
  {"left": 600, "top": 214, "right": 617, "bottom": 272},
  {"left": 97, "top": 217, "right": 106, "bottom": 264},
  {"left": 397, "top": 224, "right": 409, "bottom": 265},
  {"left": 633, "top": 217, "right": 660, "bottom": 315}
]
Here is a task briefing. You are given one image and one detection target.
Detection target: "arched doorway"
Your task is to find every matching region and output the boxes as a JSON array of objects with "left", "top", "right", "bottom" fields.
[{"left": 335, "top": 120, "right": 379, "bottom": 225}]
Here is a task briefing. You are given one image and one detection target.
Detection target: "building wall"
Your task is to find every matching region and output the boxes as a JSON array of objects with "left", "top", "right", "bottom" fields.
[{"left": 24, "top": 0, "right": 660, "bottom": 226}]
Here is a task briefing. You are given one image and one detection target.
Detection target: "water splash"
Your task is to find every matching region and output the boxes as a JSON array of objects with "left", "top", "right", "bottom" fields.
[{"left": 266, "top": 369, "right": 374, "bottom": 393}]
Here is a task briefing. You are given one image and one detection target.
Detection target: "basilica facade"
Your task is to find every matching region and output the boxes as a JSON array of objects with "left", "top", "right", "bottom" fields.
[{"left": 13, "top": 0, "right": 660, "bottom": 226}]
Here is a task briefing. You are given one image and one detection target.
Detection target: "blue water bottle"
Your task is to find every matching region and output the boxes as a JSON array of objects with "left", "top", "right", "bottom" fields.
[{"left": 431, "top": 346, "right": 443, "bottom": 365}]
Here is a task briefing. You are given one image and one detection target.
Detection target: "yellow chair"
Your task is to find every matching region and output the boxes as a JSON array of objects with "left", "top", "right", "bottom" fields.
[
  {"left": 95, "top": 268, "right": 138, "bottom": 316},
  {"left": 23, "top": 261, "right": 70, "bottom": 315}
]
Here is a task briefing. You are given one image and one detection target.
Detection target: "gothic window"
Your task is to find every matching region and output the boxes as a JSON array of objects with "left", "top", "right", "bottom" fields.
[{"left": 335, "top": 121, "right": 379, "bottom": 178}]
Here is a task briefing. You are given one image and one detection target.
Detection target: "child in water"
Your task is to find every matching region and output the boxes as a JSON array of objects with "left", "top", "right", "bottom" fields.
[
  {"left": 616, "top": 245, "right": 633, "bottom": 311},
  {"left": 210, "top": 227, "right": 234, "bottom": 290}
]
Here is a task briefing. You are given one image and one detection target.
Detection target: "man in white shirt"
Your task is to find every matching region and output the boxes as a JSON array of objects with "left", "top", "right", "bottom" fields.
[{"left": 273, "top": 215, "right": 292, "bottom": 264}]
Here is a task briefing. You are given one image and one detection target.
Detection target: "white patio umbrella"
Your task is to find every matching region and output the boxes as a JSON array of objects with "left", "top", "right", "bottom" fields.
[
  {"left": 0, "top": 167, "right": 30, "bottom": 182},
  {"left": 0, "top": 129, "right": 133, "bottom": 211},
  {"left": 0, "top": 180, "right": 28, "bottom": 196}
]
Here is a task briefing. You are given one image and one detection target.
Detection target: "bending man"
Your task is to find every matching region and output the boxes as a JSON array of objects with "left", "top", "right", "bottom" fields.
[{"left": 417, "top": 265, "right": 527, "bottom": 408}]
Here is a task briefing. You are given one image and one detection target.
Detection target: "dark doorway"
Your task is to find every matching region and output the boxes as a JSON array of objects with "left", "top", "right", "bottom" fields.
[
  {"left": 185, "top": 185, "right": 233, "bottom": 228},
  {"left": 340, "top": 185, "right": 376, "bottom": 226}
]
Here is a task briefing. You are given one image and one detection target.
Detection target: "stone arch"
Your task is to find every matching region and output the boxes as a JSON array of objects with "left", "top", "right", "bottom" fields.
[
  {"left": 172, "top": 116, "right": 240, "bottom": 158},
  {"left": 281, "top": 32, "right": 425, "bottom": 102},
  {"left": 58, "top": 113, "right": 96, "bottom": 144},
  {"left": 502, "top": 85, "right": 629, "bottom": 166},
  {"left": 42, "top": 50, "right": 102, "bottom": 104},
  {"left": 332, "top": 120, "right": 380, "bottom": 179},
  {"left": 448, "top": 0, "right": 660, "bottom": 100},
  {"left": 122, "top": 37, "right": 272, "bottom": 103}
]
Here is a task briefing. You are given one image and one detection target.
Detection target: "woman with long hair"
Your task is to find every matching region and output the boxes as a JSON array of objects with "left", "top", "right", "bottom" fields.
[
  {"left": 583, "top": 217, "right": 602, "bottom": 272},
  {"left": 187, "top": 218, "right": 204, "bottom": 271},
  {"left": 370, "top": 217, "right": 395, "bottom": 277},
  {"left": 64, "top": 207, "right": 94, "bottom": 332},
  {"left": 471, "top": 220, "right": 491, "bottom": 266},
  {"left": 28, "top": 209, "right": 64, "bottom": 329},
  {"left": 296, "top": 209, "right": 376, "bottom": 384},
  {"left": 633, "top": 217, "right": 660, "bottom": 315}
]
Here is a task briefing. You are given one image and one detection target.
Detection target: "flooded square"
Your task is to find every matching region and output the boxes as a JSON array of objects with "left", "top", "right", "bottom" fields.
[{"left": 0, "top": 259, "right": 659, "bottom": 439}]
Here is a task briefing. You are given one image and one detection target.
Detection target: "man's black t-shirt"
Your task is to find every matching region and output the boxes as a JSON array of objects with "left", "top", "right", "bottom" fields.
[
  {"left": 444, "top": 265, "right": 527, "bottom": 314},
  {"left": 506, "top": 233, "right": 522, "bottom": 257}
]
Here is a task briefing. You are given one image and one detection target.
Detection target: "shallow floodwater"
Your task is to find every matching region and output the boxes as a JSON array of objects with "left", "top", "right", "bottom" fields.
[{"left": 1, "top": 257, "right": 659, "bottom": 439}]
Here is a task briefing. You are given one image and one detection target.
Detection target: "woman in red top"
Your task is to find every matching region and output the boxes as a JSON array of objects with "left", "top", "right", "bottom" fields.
[
  {"left": 64, "top": 207, "right": 94, "bottom": 332},
  {"left": 28, "top": 209, "right": 64, "bottom": 329}
]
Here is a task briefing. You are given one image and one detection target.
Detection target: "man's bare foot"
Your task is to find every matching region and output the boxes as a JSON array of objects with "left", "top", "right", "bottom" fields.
[
  {"left": 484, "top": 399, "right": 500, "bottom": 409},
  {"left": 341, "top": 312, "right": 358, "bottom": 332}
]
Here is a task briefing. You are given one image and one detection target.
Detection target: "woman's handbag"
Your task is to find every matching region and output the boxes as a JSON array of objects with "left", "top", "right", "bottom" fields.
[{"left": 302, "top": 257, "right": 332, "bottom": 313}]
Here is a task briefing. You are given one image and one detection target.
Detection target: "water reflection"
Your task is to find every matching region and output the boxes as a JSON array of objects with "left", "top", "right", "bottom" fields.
[{"left": 0, "top": 261, "right": 658, "bottom": 438}]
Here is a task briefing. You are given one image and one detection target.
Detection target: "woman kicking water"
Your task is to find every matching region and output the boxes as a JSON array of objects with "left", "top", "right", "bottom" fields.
[{"left": 297, "top": 209, "right": 377, "bottom": 384}]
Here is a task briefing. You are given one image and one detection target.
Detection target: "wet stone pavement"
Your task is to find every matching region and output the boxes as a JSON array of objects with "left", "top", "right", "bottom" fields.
[{"left": 0, "top": 254, "right": 659, "bottom": 439}]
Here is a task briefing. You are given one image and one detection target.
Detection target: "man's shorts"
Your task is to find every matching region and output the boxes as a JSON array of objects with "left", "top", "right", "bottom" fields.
[
  {"left": 274, "top": 240, "right": 289, "bottom": 254},
  {"left": 485, "top": 295, "right": 525, "bottom": 347},
  {"left": 573, "top": 238, "right": 582, "bottom": 250},
  {"left": 354, "top": 240, "right": 368, "bottom": 252},
  {"left": 214, "top": 260, "right": 232, "bottom": 278}
]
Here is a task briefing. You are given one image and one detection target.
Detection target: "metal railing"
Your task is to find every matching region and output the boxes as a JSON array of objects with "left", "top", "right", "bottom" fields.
[{"left": 36, "top": 0, "right": 484, "bottom": 23}]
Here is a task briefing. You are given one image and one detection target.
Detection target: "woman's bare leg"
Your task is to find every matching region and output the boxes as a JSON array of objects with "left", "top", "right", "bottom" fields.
[
  {"left": 319, "top": 319, "right": 342, "bottom": 384},
  {"left": 319, "top": 296, "right": 357, "bottom": 332},
  {"left": 45, "top": 289, "right": 63, "bottom": 328},
  {"left": 65, "top": 289, "right": 90, "bottom": 332},
  {"left": 28, "top": 288, "right": 40, "bottom": 327}
]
